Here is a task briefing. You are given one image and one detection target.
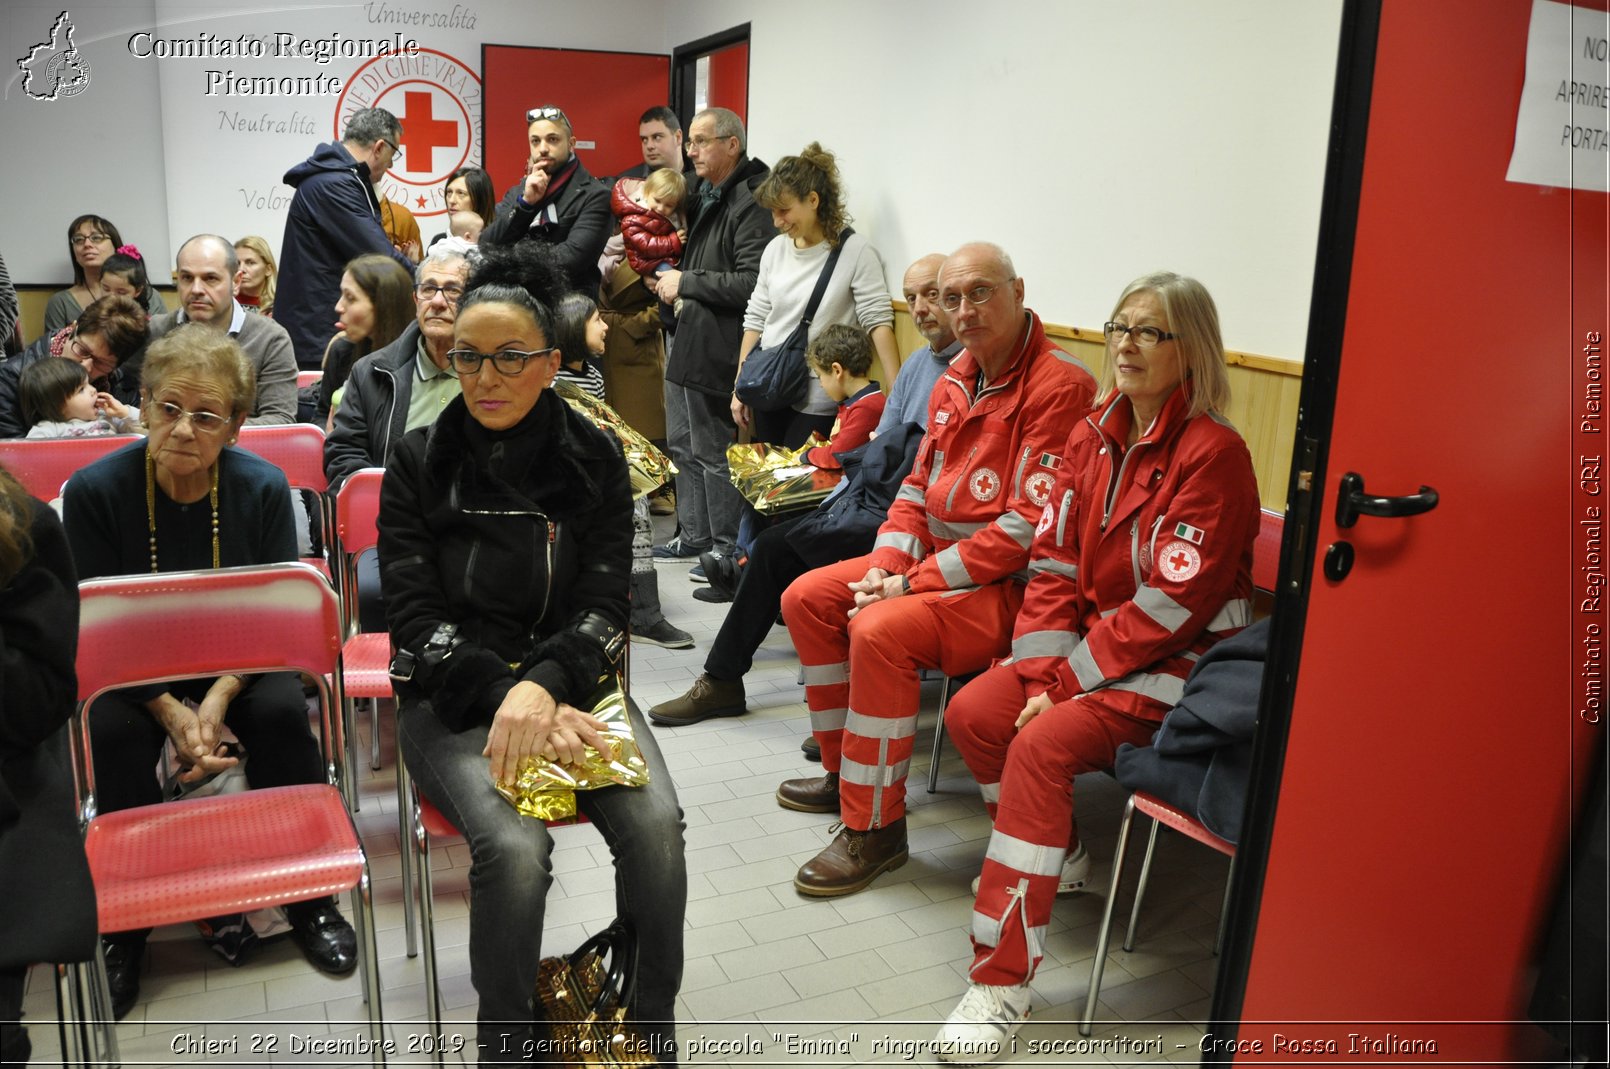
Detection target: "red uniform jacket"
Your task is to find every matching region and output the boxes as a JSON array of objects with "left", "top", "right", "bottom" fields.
[
  {"left": 866, "top": 312, "right": 1097, "bottom": 594},
  {"left": 611, "top": 179, "right": 683, "bottom": 275},
  {"left": 1010, "top": 385, "right": 1259, "bottom": 720},
  {"left": 805, "top": 383, "right": 886, "bottom": 470}
]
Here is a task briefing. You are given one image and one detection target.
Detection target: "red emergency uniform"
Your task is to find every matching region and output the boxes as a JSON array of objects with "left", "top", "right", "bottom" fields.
[
  {"left": 946, "top": 384, "right": 1259, "bottom": 985},
  {"left": 781, "top": 312, "right": 1097, "bottom": 830}
]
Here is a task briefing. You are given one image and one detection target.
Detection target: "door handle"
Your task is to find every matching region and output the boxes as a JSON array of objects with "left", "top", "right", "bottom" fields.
[{"left": 1334, "top": 471, "right": 1439, "bottom": 529}]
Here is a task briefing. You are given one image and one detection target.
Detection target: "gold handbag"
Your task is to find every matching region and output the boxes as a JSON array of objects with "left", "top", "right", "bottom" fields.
[
  {"left": 534, "top": 918, "right": 665, "bottom": 1067},
  {"left": 725, "top": 437, "right": 844, "bottom": 516},
  {"left": 494, "top": 685, "right": 650, "bottom": 821}
]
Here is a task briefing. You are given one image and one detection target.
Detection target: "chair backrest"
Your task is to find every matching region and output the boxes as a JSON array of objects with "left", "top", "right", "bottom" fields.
[
  {"left": 1252, "top": 508, "right": 1284, "bottom": 595},
  {"left": 235, "top": 423, "right": 328, "bottom": 494},
  {"left": 296, "top": 370, "right": 323, "bottom": 391},
  {"left": 0, "top": 435, "right": 139, "bottom": 501},
  {"left": 76, "top": 562, "right": 342, "bottom": 703},
  {"left": 336, "top": 467, "right": 385, "bottom": 557}
]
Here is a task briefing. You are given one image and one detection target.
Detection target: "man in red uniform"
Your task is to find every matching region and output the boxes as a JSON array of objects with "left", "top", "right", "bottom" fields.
[{"left": 777, "top": 241, "right": 1098, "bottom": 896}]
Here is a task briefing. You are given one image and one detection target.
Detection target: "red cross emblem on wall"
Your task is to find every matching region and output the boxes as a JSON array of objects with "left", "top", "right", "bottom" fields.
[{"left": 398, "top": 90, "right": 459, "bottom": 175}]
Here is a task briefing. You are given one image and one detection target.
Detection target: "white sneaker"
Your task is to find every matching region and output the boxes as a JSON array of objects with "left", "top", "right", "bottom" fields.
[
  {"left": 935, "top": 981, "right": 1031, "bottom": 1064},
  {"left": 971, "top": 843, "right": 1092, "bottom": 895}
]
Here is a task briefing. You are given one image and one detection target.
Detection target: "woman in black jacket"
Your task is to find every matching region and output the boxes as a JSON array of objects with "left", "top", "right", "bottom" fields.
[{"left": 378, "top": 245, "right": 686, "bottom": 1066}]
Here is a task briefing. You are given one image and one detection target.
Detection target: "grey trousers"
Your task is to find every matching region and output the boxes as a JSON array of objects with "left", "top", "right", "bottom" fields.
[{"left": 663, "top": 379, "right": 742, "bottom": 555}]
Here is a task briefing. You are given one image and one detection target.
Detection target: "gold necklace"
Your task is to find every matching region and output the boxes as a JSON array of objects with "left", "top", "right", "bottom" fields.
[{"left": 145, "top": 449, "right": 220, "bottom": 573}]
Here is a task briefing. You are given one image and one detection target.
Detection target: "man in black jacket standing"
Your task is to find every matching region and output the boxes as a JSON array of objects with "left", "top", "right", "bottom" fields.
[
  {"left": 278, "top": 107, "right": 416, "bottom": 368},
  {"left": 481, "top": 105, "right": 610, "bottom": 295},
  {"left": 647, "top": 107, "right": 771, "bottom": 562}
]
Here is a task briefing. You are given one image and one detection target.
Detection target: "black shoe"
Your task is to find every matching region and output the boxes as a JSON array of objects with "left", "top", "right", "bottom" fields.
[
  {"left": 197, "top": 912, "right": 260, "bottom": 967},
  {"left": 633, "top": 618, "right": 695, "bottom": 649},
  {"left": 284, "top": 899, "right": 357, "bottom": 976},
  {"left": 707, "top": 551, "right": 746, "bottom": 599},
  {"left": 801, "top": 735, "right": 821, "bottom": 762},
  {"left": 102, "top": 939, "right": 144, "bottom": 1021},
  {"left": 692, "top": 584, "right": 733, "bottom": 604}
]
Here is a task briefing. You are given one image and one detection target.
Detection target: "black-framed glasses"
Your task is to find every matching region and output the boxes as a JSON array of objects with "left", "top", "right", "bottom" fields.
[
  {"left": 446, "top": 347, "right": 556, "bottom": 376},
  {"left": 687, "top": 134, "right": 733, "bottom": 149},
  {"left": 70, "top": 232, "right": 110, "bottom": 247},
  {"left": 940, "top": 281, "right": 1011, "bottom": 312},
  {"left": 415, "top": 283, "right": 465, "bottom": 301},
  {"left": 380, "top": 137, "right": 402, "bottom": 160},
  {"left": 68, "top": 334, "right": 104, "bottom": 365},
  {"left": 526, "top": 105, "right": 569, "bottom": 126},
  {"left": 1103, "top": 322, "right": 1178, "bottom": 348},
  {"left": 147, "top": 400, "right": 233, "bottom": 434}
]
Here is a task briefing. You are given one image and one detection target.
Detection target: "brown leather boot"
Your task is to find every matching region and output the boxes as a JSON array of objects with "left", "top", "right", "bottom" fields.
[
  {"left": 794, "top": 819, "right": 909, "bottom": 897},
  {"left": 646, "top": 673, "right": 746, "bottom": 726},
  {"left": 776, "top": 771, "right": 839, "bottom": 813}
]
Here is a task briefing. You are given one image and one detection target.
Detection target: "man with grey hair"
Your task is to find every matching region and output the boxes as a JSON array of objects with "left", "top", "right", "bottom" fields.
[
  {"left": 324, "top": 243, "right": 470, "bottom": 488},
  {"left": 482, "top": 104, "right": 610, "bottom": 294},
  {"left": 648, "top": 107, "right": 772, "bottom": 563},
  {"left": 144, "top": 234, "right": 298, "bottom": 425},
  {"left": 278, "top": 106, "right": 416, "bottom": 368}
]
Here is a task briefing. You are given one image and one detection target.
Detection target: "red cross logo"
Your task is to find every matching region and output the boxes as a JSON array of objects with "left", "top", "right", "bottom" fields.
[
  {"left": 1159, "top": 539, "right": 1201, "bottom": 581},
  {"left": 969, "top": 467, "right": 1001, "bottom": 502},
  {"left": 1169, "top": 550, "right": 1191, "bottom": 570},
  {"left": 978, "top": 474, "right": 994, "bottom": 494},
  {"left": 398, "top": 90, "right": 459, "bottom": 174}
]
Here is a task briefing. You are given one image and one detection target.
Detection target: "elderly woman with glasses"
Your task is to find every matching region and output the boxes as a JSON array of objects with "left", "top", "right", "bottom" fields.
[
  {"left": 378, "top": 244, "right": 685, "bottom": 1066},
  {"left": 0, "top": 294, "right": 149, "bottom": 438},
  {"left": 931, "top": 272, "right": 1260, "bottom": 1062},
  {"left": 42, "top": 214, "right": 168, "bottom": 336},
  {"left": 60, "top": 323, "right": 360, "bottom": 1020}
]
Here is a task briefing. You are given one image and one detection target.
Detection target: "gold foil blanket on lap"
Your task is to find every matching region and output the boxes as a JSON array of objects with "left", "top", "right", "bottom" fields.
[
  {"left": 725, "top": 437, "right": 843, "bottom": 516},
  {"left": 494, "top": 687, "right": 650, "bottom": 821}
]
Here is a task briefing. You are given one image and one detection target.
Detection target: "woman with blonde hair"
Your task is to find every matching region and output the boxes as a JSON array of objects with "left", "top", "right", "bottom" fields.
[{"left": 233, "top": 235, "right": 279, "bottom": 316}]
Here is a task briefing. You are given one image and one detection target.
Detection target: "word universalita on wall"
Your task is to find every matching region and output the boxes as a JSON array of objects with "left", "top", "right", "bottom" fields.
[{"left": 127, "top": 31, "right": 421, "bottom": 97}]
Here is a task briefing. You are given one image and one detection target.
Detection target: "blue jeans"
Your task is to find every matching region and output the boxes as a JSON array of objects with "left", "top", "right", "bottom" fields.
[{"left": 398, "top": 694, "right": 687, "bottom": 1057}]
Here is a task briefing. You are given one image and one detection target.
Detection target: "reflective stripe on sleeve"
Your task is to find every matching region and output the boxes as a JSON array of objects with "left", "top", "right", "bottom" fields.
[
  {"left": 1205, "top": 598, "right": 1252, "bottom": 633},
  {"left": 935, "top": 544, "right": 977, "bottom": 589},
  {"left": 895, "top": 483, "right": 926, "bottom": 507},
  {"left": 1011, "top": 630, "right": 1078, "bottom": 662},
  {"left": 1107, "top": 670, "right": 1187, "bottom": 706},
  {"left": 873, "top": 531, "right": 926, "bottom": 557},
  {"left": 929, "top": 516, "right": 988, "bottom": 542},
  {"left": 995, "top": 510, "right": 1035, "bottom": 549},
  {"left": 1068, "top": 642, "right": 1105, "bottom": 691},
  {"left": 1133, "top": 583, "right": 1192, "bottom": 633},
  {"left": 1028, "top": 557, "right": 1079, "bottom": 581}
]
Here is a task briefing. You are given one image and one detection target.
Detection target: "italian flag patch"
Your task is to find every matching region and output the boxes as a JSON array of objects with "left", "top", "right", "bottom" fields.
[{"left": 1174, "top": 521, "right": 1205, "bottom": 545}]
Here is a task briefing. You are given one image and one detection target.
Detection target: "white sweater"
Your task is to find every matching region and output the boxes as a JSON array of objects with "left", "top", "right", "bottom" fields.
[{"left": 742, "top": 231, "right": 893, "bottom": 415}]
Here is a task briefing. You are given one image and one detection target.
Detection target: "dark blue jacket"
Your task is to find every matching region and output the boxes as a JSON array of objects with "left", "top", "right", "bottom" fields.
[
  {"left": 277, "top": 141, "right": 413, "bottom": 369},
  {"left": 787, "top": 421, "right": 926, "bottom": 571}
]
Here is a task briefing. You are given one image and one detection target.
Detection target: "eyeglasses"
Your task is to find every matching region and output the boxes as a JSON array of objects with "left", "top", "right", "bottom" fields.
[
  {"left": 380, "top": 138, "right": 402, "bottom": 160},
  {"left": 416, "top": 283, "right": 465, "bottom": 301},
  {"left": 526, "top": 106, "right": 569, "bottom": 126},
  {"left": 1103, "top": 322, "right": 1178, "bottom": 348},
  {"left": 68, "top": 335, "right": 107, "bottom": 366},
  {"left": 446, "top": 347, "right": 556, "bottom": 376},
  {"left": 147, "top": 400, "right": 233, "bottom": 434},
  {"left": 940, "top": 281, "right": 1012, "bottom": 312},
  {"left": 71, "top": 232, "right": 110, "bottom": 247},
  {"left": 687, "top": 135, "right": 732, "bottom": 149}
]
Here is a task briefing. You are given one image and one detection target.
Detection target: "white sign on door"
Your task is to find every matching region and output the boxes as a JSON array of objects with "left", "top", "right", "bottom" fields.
[{"left": 1507, "top": 0, "right": 1610, "bottom": 192}]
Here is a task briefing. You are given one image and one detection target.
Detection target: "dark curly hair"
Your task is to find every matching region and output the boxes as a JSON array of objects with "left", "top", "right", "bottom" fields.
[{"left": 755, "top": 142, "right": 851, "bottom": 246}]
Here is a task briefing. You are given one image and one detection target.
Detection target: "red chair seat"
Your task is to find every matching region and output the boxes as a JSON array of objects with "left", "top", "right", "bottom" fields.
[
  {"left": 85, "top": 784, "right": 364, "bottom": 933},
  {"left": 1131, "top": 790, "right": 1236, "bottom": 856},
  {"left": 341, "top": 632, "right": 392, "bottom": 698}
]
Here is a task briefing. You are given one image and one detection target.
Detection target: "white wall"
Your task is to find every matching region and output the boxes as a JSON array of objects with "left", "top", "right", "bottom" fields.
[
  {"left": 664, "top": 0, "right": 1345, "bottom": 360},
  {"left": 3, "top": 0, "right": 1343, "bottom": 361}
]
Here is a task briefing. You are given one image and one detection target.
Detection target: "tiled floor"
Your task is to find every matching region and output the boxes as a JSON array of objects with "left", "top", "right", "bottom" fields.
[{"left": 21, "top": 521, "right": 1232, "bottom": 1067}]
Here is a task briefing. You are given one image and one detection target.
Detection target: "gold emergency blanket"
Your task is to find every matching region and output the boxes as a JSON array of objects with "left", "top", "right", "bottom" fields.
[
  {"left": 494, "top": 687, "right": 650, "bottom": 821},
  {"left": 725, "top": 437, "right": 843, "bottom": 516},
  {"left": 553, "top": 379, "right": 676, "bottom": 499}
]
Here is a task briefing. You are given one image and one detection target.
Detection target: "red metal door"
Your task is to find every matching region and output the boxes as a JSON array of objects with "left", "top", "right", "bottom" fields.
[{"left": 1223, "top": 0, "right": 1607, "bottom": 1061}]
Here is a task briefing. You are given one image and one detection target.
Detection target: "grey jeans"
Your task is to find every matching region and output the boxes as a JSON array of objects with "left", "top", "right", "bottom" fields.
[
  {"left": 663, "top": 379, "right": 742, "bottom": 554},
  {"left": 398, "top": 693, "right": 686, "bottom": 1058}
]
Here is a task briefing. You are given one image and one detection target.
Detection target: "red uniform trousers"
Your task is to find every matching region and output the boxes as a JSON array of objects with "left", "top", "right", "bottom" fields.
[
  {"left": 780, "top": 552, "right": 1022, "bottom": 830},
  {"left": 946, "top": 664, "right": 1160, "bottom": 985}
]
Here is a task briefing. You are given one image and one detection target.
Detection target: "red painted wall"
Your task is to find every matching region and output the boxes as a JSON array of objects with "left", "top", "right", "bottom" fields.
[{"left": 705, "top": 42, "right": 749, "bottom": 125}]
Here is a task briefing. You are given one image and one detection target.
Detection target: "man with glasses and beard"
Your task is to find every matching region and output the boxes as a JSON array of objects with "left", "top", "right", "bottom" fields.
[{"left": 482, "top": 105, "right": 611, "bottom": 294}]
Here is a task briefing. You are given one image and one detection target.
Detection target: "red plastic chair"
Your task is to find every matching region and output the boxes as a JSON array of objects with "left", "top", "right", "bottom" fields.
[
  {"left": 0, "top": 435, "right": 139, "bottom": 501},
  {"left": 72, "top": 563, "right": 384, "bottom": 1050},
  {"left": 297, "top": 369, "right": 323, "bottom": 391},
  {"left": 234, "top": 424, "right": 334, "bottom": 580},
  {"left": 1080, "top": 790, "right": 1236, "bottom": 1035},
  {"left": 334, "top": 468, "right": 392, "bottom": 781}
]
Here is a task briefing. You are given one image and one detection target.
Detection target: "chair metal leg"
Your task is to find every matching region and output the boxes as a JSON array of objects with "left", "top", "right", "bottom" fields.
[
  {"left": 341, "top": 694, "right": 361, "bottom": 813},
  {"left": 928, "top": 676, "right": 954, "bottom": 794},
  {"left": 1081, "top": 795, "right": 1139, "bottom": 1037},
  {"left": 414, "top": 789, "right": 444, "bottom": 1068},
  {"left": 54, "top": 962, "right": 87, "bottom": 1069},
  {"left": 71, "top": 944, "right": 121, "bottom": 1068},
  {"left": 368, "top": 698, "right": 383, "bottom": 771},
  {"left": 351, "top": 863, "right": 386, "bottom": 1057},
  {"left": 1213, "top": 855, "right": 1238, "bottom": 957},
  {"left": 398, "top": 756, "right": 418, "bottom": 960},
  {"left": 1122, "top": 819, "right": 1162, "bottom": 953}
]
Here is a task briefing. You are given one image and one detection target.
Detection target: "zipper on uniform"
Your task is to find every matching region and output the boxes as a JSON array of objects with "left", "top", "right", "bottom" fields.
[{"left": 945, "top": 446, "right": 979, "bottom": 511}]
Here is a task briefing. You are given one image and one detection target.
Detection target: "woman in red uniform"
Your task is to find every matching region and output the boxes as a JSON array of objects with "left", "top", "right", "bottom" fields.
[{"left": 934, "top": 272, "right": 1260, "bottom": 1061}]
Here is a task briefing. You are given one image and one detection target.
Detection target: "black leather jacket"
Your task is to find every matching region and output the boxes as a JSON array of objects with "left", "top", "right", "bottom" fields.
[{"left": 377, "top": 390, "right": 631, "bottom": 730}]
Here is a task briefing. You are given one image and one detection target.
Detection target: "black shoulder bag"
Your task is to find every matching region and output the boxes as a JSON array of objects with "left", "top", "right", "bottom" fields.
[{"left": 733, "top": 228, "right": 854, "bottom": 413}]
